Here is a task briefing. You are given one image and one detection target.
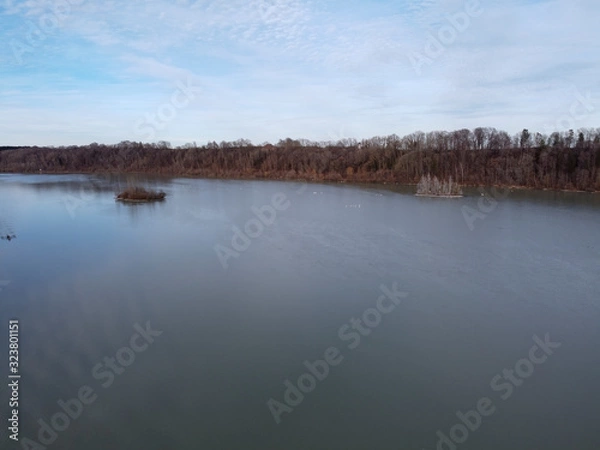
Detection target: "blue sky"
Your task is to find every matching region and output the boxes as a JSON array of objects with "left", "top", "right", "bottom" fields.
[{"left": 1, "top": 0, "right": 598, "bottom": 146}]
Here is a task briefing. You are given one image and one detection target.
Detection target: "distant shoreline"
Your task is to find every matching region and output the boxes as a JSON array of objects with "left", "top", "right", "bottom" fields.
[
  {"left": 2, "top": 123, "right": 600, "bottom": 196},
  {"left": 1, "top": 137, "right": 598, "bottom": 193},
  {"left": 1, "top": 170, "right": 598, "bottom": 194}
]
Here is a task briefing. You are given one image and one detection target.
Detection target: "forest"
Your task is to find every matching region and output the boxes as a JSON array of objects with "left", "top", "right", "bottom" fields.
[{"left": 1, "top": 127, "right": 599, "bottom": 191}]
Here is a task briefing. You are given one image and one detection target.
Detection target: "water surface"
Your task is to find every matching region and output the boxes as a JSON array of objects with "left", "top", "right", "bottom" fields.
[{"left": 0, "top": 174, "right": 598, "bottom": 449}]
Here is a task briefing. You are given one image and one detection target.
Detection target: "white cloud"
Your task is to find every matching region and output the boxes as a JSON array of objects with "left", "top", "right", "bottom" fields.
[{"left": 1, "top": 0, "right": 599, "bottom": 145}]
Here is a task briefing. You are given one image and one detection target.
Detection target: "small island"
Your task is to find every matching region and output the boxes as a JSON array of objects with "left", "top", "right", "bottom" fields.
[
  {"left": 416, "top": 174, "right": 463, "bottom": 198},
  {"left": 116, "top": 187, "right": 166, "bottom": 203}
]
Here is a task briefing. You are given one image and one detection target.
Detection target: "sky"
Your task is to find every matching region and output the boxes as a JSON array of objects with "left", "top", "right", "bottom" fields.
[{"left": 0, "top": 0, "right": 599, "bottom": 146}]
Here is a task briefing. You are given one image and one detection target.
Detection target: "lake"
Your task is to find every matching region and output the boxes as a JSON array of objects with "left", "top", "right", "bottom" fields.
[{"left": 0, "top": 174, "right": 599, "bottom": 449}]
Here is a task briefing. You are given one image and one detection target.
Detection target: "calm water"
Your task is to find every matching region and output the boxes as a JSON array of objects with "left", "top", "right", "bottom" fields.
[{"left": 0, "top": 174, "right": 599, "bottom": 450}]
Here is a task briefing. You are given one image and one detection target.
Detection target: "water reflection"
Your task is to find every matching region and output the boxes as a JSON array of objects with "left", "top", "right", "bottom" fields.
[
  {"left": 0, "top": 174, "right": 599, "bottom": 450},
  {"left": 115, "top": 197, "right": 169, "bottom": 224},
  {"left": 0, "top": 216, "right": 16, "bottom": 242}
]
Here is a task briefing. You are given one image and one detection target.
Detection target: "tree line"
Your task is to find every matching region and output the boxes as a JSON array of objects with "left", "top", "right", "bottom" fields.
[{"left": 1, "top": 127, "right": 599, "bottom": 191}]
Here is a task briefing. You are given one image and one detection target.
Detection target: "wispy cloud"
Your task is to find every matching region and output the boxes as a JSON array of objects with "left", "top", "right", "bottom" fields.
[{"left": 1, "top": 0, "right": 599, "bottom": 145}]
